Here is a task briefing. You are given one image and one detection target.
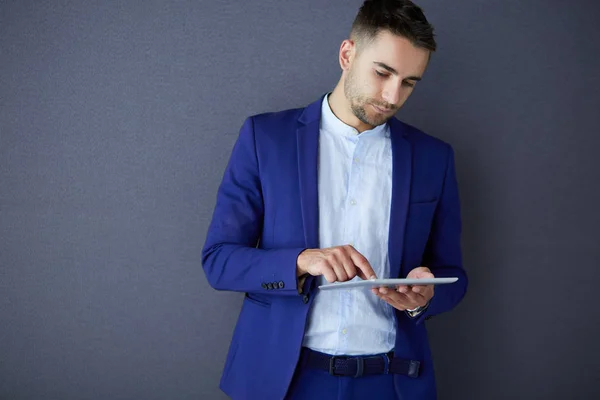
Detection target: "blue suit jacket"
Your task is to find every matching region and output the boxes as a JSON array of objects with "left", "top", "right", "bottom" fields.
[{"left": 202, "top": 95, "right": 468, "bottom": 400}]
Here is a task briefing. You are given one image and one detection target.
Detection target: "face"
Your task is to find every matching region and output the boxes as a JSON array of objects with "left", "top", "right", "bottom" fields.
[{"left": 342, "top": 30, "right": 430, "bottom": 128}]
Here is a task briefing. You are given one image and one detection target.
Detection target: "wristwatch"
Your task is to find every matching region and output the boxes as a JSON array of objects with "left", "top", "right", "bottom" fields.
[{"left": 406, "top": 301, "right": 429, "bottom": 318}]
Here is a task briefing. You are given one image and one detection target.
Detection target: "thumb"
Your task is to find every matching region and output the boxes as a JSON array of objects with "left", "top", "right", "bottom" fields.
[{"left": 408, "top": 266, "right": 434, "bottom": 279}]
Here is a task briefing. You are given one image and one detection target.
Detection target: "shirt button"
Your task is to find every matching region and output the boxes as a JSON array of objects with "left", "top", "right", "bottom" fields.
[
  {"left": 350, "top": 199, "right": 356, "bottom": 206},
  {"left": 353, "top": 157, "right": 359, "bottom": 163},
  {"left": 342, "top": 328, "right": 347, "bottom": 335}
]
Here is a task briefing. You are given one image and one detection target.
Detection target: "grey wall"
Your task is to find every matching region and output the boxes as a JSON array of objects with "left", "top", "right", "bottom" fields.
[{"left": 1, "top": 1, "right": 599, "bottom": 399}]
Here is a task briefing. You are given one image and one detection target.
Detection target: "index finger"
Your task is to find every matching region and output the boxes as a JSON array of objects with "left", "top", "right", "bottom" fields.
[
  {"left": 347, "top": 246, "right": 376, "bottom": 280},
  {"left": 396, "top": 285, "right": 409, "bottom": 293}
]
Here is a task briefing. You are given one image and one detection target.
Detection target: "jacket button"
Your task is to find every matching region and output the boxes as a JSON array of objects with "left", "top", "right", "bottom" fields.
[
  {"left": 302, "top": 294, "right": 309, "bottom": 304},
  {"left": 261, "top": 283, "right": 268, "bottom": 289},
  {"left": 278, "top": 281, "right": 285, "bottom": 289},
  {"left": 267, "top": 283, "right": 273, "bottom": 290}
]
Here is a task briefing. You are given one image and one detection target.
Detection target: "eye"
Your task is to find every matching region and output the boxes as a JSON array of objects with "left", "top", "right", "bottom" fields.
[
  {"left": 375, "top": 70, "right": 389, "bottom": 78},
  {"left": 402, "top": 81, "right": 416, "bottom": 88}
]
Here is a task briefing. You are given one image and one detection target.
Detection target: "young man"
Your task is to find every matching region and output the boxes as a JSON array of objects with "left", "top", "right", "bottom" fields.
[{"left": 202, "top": 0, "right": 468, "bottom": 399}]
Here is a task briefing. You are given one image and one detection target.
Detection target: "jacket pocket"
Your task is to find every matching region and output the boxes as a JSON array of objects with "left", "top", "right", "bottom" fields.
[
  {"left": 245, "top": 293, "right": 271, "bottom": 308},
  {"left": 409, "top": 197, "right": 438, "bottom": 205}
]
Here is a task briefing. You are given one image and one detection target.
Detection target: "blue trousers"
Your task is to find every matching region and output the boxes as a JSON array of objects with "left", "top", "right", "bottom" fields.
[{"left": 285, "top": 359, "right": 398, "bottom": 400}]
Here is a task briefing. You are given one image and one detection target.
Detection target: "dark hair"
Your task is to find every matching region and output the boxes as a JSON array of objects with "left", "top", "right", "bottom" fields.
[{"left": 350, "top": 0, "right": 436, "bottom": 52}]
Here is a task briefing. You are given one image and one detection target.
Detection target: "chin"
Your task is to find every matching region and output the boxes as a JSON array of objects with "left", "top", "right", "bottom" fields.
[{"left": 368, "top": 113, "right": 389, "bottom": 126}]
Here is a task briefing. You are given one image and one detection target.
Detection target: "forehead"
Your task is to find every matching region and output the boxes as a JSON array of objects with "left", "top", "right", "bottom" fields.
[{"left": 359, "top": 30, "right": 430, "bottom": 76}]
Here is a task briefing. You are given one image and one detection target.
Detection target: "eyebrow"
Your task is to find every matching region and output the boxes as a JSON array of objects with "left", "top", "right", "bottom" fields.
[{"left": 373, "top": 62, "right": 422, "bottom": 81}]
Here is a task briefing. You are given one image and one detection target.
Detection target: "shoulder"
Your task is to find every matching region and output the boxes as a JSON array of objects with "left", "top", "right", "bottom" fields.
[
  {"left": 246, "top": 106, "right": 305, "bottom": 133},
  {"left": 236, "top": 104, "right": 310, "bottom": 149}
]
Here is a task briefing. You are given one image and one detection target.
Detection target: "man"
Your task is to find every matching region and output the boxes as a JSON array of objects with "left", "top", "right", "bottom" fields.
[{"left": 202, "top": 0, "right": 468, "bottom": 399}]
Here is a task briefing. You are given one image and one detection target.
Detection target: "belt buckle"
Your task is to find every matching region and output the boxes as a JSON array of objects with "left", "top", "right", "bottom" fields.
[
  {"left": 328, "top": 356, "right": 365, "bottom": 378},
  {"left": 353, "top": 357, "right": 365, "bottom": 378},
  {"left": 328, "top": 356, "right": 340, "bottom": 376}
]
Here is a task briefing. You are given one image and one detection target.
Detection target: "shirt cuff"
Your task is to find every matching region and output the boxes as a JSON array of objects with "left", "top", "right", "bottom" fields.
[{"left": 297, "top": 273, "right": 309, "bottom": 294}]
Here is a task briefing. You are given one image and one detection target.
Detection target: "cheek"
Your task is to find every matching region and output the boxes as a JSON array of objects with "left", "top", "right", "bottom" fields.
[
  {"left": 356, "top": 72, "right": 379, "bottom": 92},
  {"left": 367, "top": 78, "right": 385, "bottom": 95},
  {"left": 363, "top": 86, "right": 386, "bottom": 106}
]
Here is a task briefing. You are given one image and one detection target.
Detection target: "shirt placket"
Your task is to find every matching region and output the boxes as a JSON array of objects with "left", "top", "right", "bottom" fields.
[{"left": 338, "top": 134, "right": 363, "bottom": 352}]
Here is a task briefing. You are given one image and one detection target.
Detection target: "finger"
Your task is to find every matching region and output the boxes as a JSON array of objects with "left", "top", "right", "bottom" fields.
[
  {"left": 376, "top": 289, "right": 412, "bottom": 310},
  {"left": 397, "top": 285, "right": 410, "bottom": 293},
  {"left": 413, "top": 285, "right": 434, "bottom": 301},
  {"left": 393, "top": 290, "right": 409, "bottom": 303},
  {"left": 416, "top": 271, "right": 435, "bottom": 279},
  {"left": 326, "top": 250, "right": 349, "bottom": 282},
  {"left": 411, "top": 284, "right": 433, "bottom": 295},
  {"left": 377, "top": 287, "right": 408, "bottom": 303},
  {"left": 402, "top": 289, "right": 423, "bottom": 302},
  {"left": 381, "top": 293, "right": 407, "bottom": 310},
  {"left": 382, "top": 290, "right": 400, "bottom": 302},
  {"left": 339, "top": 252, "right": 358, "bottom": 281},
  {"left": 410, "top": 268, "right": 435, "bottom": 279},
  {"left": 381, "top": 289, "right": 424, "bottom": 310},
  {"left": 331, "top": 261, "right": 349, "bottom": 282},
  {"left": 321, "top": 262, "right": 338, "bottom": 283},
  {"left": 406, "top": 292, "right": 425, "bottom": 306},
  {"left": 347, "top": 246, "right": 376, "bottom": 280}
]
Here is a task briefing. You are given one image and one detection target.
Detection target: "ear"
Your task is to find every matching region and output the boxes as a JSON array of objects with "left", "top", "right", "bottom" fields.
[{"left": 339, "top": 39, "right": 356, "bottom": 71}]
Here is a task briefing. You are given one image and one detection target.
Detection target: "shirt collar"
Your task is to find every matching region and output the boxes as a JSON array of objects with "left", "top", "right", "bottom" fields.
[{"left": 320, "top": 93, "right": 389, "bottom": 138}]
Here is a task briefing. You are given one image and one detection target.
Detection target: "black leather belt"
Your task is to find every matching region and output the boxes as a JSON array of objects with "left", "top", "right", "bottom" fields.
[{"left": 300, "top": 347, "right": 421, "bottom": 378}]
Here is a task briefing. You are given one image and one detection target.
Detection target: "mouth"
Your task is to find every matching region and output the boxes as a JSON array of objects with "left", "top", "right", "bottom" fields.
[{"left": 371, "top": 104, "right": 393, "bottom": 114}]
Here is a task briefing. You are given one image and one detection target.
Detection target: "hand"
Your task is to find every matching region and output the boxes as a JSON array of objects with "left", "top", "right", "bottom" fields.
[
  {"left": 372, "top": 266, "right": 434, "bottom": 311},
  {"left": 297, "top": 245, "right": 376, "bottom": 283}
]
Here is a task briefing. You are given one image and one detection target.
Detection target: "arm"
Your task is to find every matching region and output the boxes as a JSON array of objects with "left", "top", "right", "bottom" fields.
[
  {"left": 201, "top": 117, "right": 306, "bottom": 296},
  {"left": 413, "top": 145, "right": 469, "bottom": 324}
]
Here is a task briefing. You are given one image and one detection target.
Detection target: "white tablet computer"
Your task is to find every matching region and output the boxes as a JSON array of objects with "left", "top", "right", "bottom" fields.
[{"left": 318, "top": 277, "right": 458, "bottom": 291}]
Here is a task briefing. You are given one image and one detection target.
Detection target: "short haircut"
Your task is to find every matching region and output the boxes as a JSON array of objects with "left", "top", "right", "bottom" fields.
[{"left": 350, "top": 0, "right": 437, "bottom": 52}]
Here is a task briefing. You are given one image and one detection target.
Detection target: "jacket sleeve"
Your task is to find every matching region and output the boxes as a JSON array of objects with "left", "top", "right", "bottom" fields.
[
  {"left": 414, "top": 145, "right": 469, "bottom": 324},
  {"left": 201, "top": 117, "right": 306, "bottom": 296}
]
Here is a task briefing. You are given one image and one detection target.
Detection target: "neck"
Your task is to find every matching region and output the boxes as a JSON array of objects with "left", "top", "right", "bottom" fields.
[{"left": 328, "top": 82, "right": 375, "bottom": 133}]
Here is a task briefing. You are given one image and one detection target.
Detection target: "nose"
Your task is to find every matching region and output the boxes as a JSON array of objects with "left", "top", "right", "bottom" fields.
[{"left": 381, "top": 83, "right": 401, "bottom": 107}]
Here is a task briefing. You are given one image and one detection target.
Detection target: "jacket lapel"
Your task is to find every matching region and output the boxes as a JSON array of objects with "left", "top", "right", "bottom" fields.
[
  {"left": 388, "top": 118, "right": 412, "bottom": 279},
  {"left": 296, "top": 97, "right": 323, "bottom": 250}
]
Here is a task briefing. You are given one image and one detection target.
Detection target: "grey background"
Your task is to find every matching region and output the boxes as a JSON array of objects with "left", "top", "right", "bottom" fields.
[{"left": 1, "top": 0, "right": 599, "bottom": 399}]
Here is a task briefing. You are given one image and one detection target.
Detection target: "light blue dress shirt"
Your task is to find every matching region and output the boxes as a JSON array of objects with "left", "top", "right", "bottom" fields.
[{"left": 302, "top": 94, "right": 396, "bottom": 356}]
